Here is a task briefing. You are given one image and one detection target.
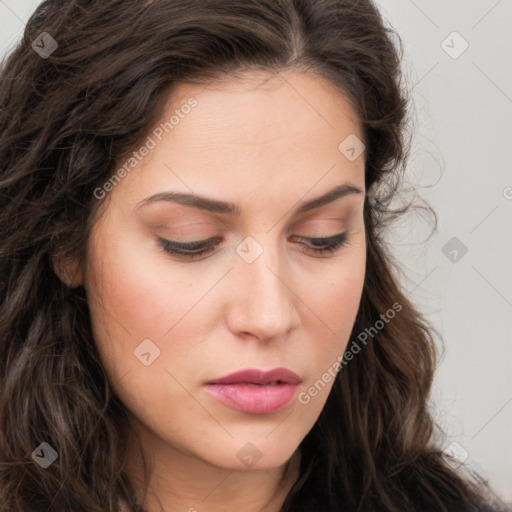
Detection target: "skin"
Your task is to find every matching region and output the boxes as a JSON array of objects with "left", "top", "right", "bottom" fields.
[{"left": 56, "top": 68, "right": 367, "bottom": 512}]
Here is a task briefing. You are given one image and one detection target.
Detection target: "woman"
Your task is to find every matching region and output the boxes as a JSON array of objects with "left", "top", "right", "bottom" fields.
[{"left": 0, "top": 1, "right": 508, "bottom": 511}]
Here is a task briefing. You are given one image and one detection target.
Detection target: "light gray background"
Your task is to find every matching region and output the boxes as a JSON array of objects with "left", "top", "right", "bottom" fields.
[{"left": 1, "top": 0, "right": 511, "bottom": 504}]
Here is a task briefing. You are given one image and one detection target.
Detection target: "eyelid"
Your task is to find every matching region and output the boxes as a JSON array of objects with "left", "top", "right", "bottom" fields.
[
  {"left": 156, "top": 231, "right": 351, "bottom": 261},
  {"left": 157, "top": 236, "right": 220, "bottom": 251}
]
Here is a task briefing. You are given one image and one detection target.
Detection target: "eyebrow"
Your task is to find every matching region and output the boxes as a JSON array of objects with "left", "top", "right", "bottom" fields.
[{"left": 133, "top": 183, "right": 363, "bottom": 216}]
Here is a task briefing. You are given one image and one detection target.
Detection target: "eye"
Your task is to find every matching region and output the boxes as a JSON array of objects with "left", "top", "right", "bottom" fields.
[
  {"left": 289, "top": 232, "right": 350, "bottom": 257},
  {"left": 156, "top": 236, "right": 220, "bottom": 260},
  {"left": 156, "top": 232, "right": 351, "bottom": 261}
]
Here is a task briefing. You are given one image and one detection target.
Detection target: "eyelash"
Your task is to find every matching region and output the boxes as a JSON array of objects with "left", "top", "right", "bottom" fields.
[{"left": 156, "top": 232, "right": 350, "bottom": 261}]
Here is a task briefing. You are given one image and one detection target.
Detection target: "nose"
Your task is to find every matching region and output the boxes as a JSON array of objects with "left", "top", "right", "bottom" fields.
[{"left": 225, "top": 236, "right": 300, "bottom": 343}]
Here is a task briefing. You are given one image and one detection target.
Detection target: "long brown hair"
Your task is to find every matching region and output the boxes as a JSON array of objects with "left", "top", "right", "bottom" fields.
[{"left": 0, "top": 1, "right": 503, "bottom": 511}]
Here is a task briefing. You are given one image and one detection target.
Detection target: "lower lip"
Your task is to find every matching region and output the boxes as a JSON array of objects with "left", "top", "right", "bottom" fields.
[{"left": 204, "top": 383, "right": 299, "bottom": 414}]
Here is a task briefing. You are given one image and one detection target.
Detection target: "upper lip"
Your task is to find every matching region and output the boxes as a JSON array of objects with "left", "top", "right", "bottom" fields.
[{"left": 205, "top": 367, "right": 302, "bottom": 385}]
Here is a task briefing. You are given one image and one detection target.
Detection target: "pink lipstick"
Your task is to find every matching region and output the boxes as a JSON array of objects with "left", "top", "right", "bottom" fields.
[{"left": 204, "top": 367, "right": 301, "bottom": 414}]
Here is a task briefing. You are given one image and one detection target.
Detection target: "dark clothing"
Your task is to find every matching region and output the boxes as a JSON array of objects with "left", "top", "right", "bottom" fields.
[{"left": 297, "top": 493, "right": 512, "bottom": 511}]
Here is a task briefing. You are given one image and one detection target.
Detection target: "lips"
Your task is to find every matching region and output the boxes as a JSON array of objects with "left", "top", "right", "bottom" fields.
[
  {"left": 204, "top": 367, "right": 302, "bottom": 414},
  {"left": 204, "top": 367, "right": 302, "bottom": 386}
]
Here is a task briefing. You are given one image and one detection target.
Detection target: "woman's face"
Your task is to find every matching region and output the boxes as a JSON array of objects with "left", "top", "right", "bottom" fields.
[{"left": 78, "top": 69, "right": 366, "bottom": 472}]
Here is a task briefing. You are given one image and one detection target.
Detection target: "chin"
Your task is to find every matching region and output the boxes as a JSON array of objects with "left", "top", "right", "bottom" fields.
[{"left": 203, "top": 437, "right": 300, "bottom": 472}]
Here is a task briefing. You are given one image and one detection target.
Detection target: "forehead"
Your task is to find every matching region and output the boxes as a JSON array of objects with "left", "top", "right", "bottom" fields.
[
  {"left": 111, "top": 69, "right": 365, "bottom": 208},
  {"left": 166, "top": 68, "right": 363, "bottom": 145}
]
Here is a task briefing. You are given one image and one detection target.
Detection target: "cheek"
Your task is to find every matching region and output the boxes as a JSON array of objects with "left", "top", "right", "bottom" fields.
[
  {"left": 330, "top": 261, "right": 365, "bottom": 334},
  {"left": 305, "top": 245, "right": 366, "bottom": 374},
  {"left": 88, "top": 214, "right": 203, "bottom": 329},
  {"left": 83, "top": 228, "right": 194, "bottom": 383}
]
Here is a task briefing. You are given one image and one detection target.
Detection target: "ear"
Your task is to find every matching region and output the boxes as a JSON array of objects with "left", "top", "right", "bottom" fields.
[{"left": 51, "top": 252, "right": 84, "bottom": 288}]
